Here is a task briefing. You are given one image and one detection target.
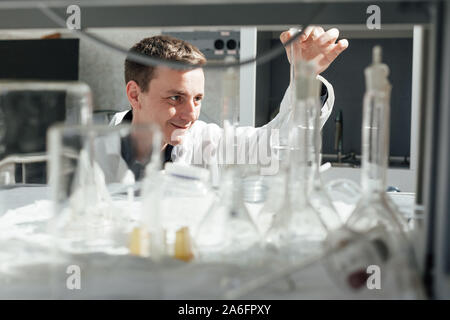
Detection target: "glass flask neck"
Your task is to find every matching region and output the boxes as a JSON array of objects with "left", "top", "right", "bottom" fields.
[
  {"left": 220, "top": 168, "right": 247, "bottom": 213},
  {"left": 289, "top": 59, "right": 321, "bottom": 187},
  {"left": 361, "top": 88, "right": 391, "bottom": 194}
]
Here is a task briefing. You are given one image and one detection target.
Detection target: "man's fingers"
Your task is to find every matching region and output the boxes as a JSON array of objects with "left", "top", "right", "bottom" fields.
[
  {"left": 280, "top": 26, "right": 348, "bottom": 72},
  {"left": 321, "top": 39, "right": 349, "bottom": 65},
  {"left": 310, "top": 26, "right": 325, "bottom": 41},
  {"left": 317, "top": 28, "right": 340, "bottom": 47},
  {"left": 280, "top": 31, "right": 291, "bottom": 45},
  {"left": 336, "top": 39, "right": 349, "bottom": 53},
  {"left": 300, "top": 26, "right": 315, "bottom": 42},
  {"left": 285, "top": 26, "right": 331, "bottom": 45}
]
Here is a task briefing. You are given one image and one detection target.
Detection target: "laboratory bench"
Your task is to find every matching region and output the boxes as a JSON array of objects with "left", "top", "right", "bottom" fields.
[{"left": 0, "top": 183, "right": 421, "bottom": 299}]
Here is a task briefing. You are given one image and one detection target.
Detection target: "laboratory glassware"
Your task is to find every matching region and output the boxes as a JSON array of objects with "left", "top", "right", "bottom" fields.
[
  {"left": 264, "top": 56, "right": 329, "bottom": 259},
  {"left": 256, "top": 29, "right": 298, "bottom": 233},
  {"left": 325, "top": 178, "right": 361, "bottom": 222},
  {"left": 139, "top": 162, "right": 215, "bottom": 262},
  {"left": 194, "top": 167, "right": 261, "bottom": 265},
  {"left": 0, "top": 81, "right": 94, "bottom": 292},
  {"left": 0, "top": 81, "right": 93, "bottom": 185},
  {"left": 301, "top": 66, "right": 342, "bottom": 232},
  {"left": 346, "top": 46, "right": 409, "bottom": 236},
  {"left": 344, "top": 46, "right": 423, "bottom": 297},
  {"left": 47, "top": 123, "right": 161, "bottom": 255},
  {"left": 256, "top": 142, "right": 290, "bottom": 235},
  {"left": 195, "top": 61, "right": 261, "bottom": 265}
]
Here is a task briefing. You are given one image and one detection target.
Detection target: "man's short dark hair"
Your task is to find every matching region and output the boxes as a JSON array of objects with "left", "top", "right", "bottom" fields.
[{"left": 124, "top": 35, "right": 206, "bottom": 92}]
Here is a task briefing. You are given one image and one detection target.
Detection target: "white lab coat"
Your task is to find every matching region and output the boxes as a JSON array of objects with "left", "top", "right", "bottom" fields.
[{"left": 108, "top": 75, "right": 335, "bottom": 183}]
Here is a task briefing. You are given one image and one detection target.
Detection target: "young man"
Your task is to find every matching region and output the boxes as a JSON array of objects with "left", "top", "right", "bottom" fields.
[{"left": 110, "top": 27, "right": 348, "bottom": 180}]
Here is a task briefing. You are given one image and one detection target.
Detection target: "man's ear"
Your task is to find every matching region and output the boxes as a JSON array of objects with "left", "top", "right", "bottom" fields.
[{"left": 126, "top": 80, "right": 142, "bottom": 110}]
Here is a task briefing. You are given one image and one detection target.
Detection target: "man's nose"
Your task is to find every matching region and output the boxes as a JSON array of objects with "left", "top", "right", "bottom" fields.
[{"left": 180, "top": 99, "right": 197, "bottom": 121}]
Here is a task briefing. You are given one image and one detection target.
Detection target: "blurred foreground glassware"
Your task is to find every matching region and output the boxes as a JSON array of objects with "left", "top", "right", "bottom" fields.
[
  {"left": 139, "top": 163, "right": 215, "bottom": 262},
  {"left": 256, "top": 32, "right": 297, "bottom": 234},
  {"left": 0, "top": 81, "right": 93, "bottom": 185},
  {"left": 223, "top": 45, "right": 423, "bottom": 299},
  {"left": 325, "top": 178, "right": 361, "bottom": 222},
  {"left": 194, "top": 61, "right": 261, "bottom": 265},
  {"left": 194, "top": 168, "right": 261, "bottom": 265},
  {"left": 346, "top": 46, "right": 409, "bottom": 238},
  {"left": 343, "top": 46, "right": 423, "bottom": 297},
  {"left": 0, "top": 81, "right": 93, "bottom": 296},
  {"left": 302, "top": 72, "right": 342, "bottom": 232},
  {"left": 48, "top": 123, "right": 161, "bottom": 255},
  {"left": 263, "top": 56, "right": 329, "bottom": 260},
  {"left": 256, "top": 141, "right": 289, "bottom": 235}
]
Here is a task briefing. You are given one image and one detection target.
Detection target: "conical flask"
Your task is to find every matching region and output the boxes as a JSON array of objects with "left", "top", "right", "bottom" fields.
[
  {"left": 256, "top": 32, "right": 297, "bottom": 234},
  {"left": 256, "top": 144, "right": 289, "bottom": 235},
  {"left": 194, "top": 168, "right": 261, "bottom": 264},
  {"left": 301, "top": 60, "right": 342, "bottom": 232},
  {"left": 194, "top": 62, "right": 261, "bottom": 265},
  {"left": 347, "top": 46, "right": 408, "bottom": 236},
  {"left": 264, "top": 57, "right": 328, "bottom": 259}
]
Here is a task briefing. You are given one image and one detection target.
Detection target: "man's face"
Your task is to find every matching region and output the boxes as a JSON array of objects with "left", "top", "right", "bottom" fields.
[{"left": 134, "top": 66, "right": 204, "bottom": 145}]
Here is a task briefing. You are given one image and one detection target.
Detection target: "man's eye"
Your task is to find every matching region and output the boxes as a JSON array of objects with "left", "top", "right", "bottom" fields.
[
  {"left": 169, "top": 96, "right": 180, "bottom": 102},
  {"left": 195, "top": 96, "right": 203, "bottom": 102}
]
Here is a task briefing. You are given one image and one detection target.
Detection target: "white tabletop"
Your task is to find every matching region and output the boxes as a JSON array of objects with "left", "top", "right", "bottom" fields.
[{"left": 0, "top": 184, "right": 422, "bottom": 299}]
